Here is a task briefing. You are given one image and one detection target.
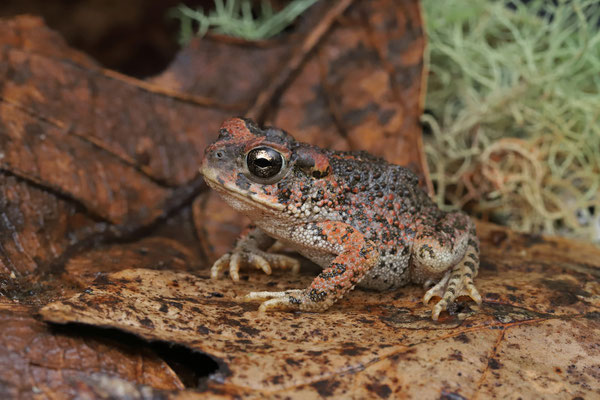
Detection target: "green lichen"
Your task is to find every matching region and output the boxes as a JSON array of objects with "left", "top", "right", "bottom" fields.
[
  {"left": 171, "top": 0, "right": 318, "bottom": 44},
  {"left": 422, "top": 0, "right": 600, "bottom": 243}
]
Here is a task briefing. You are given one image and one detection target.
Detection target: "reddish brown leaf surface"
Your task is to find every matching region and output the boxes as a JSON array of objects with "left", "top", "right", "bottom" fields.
[
  {"left": 193, "top": 191, "right": 251, "bottom": 263},
  {"left": 0, "top": 217, "right": 206, "bottom": 397},
  {"left": 0, "top": 15, "right": 223, "bottom": 282},
  {"left": 0, "top": 302, "right": 184, "bottom": 399},
  {"left": 0, "top": 173, "right": 98, "bottom": 277},
  {"left": 1, "top": 15, "right": 226, "bottom": 189},
  {"left": 274, "top": 0, "right": 427, "bottom": 172},
  {"left": 41, "top": 222, "right": 600, "bottom": 399}
]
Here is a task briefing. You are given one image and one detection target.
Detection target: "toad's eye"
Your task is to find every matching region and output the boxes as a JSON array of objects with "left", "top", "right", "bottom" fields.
[{"left": 245, "top": 147, "right": 284, "bottom": 180}]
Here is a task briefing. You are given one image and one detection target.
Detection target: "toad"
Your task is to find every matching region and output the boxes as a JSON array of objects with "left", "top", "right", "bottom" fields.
[{"left": 201, "top": 118, "right": 481, "bottom": 320}]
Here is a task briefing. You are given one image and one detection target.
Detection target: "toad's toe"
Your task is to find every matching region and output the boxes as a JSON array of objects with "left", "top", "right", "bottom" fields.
[
  {"left": 424, "top": 269, "right": 482, "bottom": 320},
  {"left": 210, "top": 250, "right": 300, "bottom": 282}
]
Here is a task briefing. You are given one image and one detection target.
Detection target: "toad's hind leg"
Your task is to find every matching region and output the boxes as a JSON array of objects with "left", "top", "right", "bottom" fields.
[
  {"left": 411, "top": 209, "right": 482, "bottom": 320},
  {"left": 423, "top": 237, "right": 481, "bottom": 320}
]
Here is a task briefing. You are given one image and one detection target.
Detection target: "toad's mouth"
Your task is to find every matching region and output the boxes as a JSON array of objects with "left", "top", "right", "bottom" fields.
[{"left": 201, "top": 168, "right": 285, "bottom": 213}]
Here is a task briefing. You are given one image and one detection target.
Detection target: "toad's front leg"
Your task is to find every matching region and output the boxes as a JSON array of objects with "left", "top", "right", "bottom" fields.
[
  {"left": 246, "top": 221, "right": 380, "bottom": 312},
  {"left": 211, "top": 226, "right": 300, "bottom": 282}
]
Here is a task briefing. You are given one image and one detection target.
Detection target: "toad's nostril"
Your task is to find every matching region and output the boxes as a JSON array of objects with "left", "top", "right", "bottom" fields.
[{"left": 215, "top": 151, "right": 224, "bottom": 159}]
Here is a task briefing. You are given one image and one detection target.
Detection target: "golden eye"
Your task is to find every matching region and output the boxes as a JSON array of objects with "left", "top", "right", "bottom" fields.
[{"left": 246, "top": 147, "right": 284, "bottom": 180}]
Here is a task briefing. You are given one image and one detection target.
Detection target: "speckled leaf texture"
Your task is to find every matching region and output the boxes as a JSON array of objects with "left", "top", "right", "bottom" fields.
[
  {"left": 0, "top": 1, "right": 598, "bottom": 399},
  {"left": 41, "top": 223, "right": 600, "bottom": 399}
]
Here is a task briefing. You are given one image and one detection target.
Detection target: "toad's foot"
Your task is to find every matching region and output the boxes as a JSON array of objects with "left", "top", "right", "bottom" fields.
[
  {"left": 244, "top": 290, "right": 306, "bottom": 312},
  {"left": 423, "top": 261, "right": 482, "bottom": 320},
  {"left": 244, "top": 289, "right": 338, "bottom": 312},
  {"left": 211, "top": 250, "right": 300, "bottom": 282}
]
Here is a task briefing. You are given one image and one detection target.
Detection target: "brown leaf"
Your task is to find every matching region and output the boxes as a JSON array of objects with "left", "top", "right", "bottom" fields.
[
  {"left": 40, "top": 222, "right": 600, "bottom": 398},
  {"left": 0, "top": 15, "right": 225, "bottom": 279},
  {"left": 0, "top": 173, "right": 100, "bottom": 278},
  {"left": 0, "top": 100, "right": 168, "bottom": 224},
  {"left": 149, "top": 35, "right": 292, "bottom": 109},
  {"left": 63, "top": 234, "right": 203, "bottom": 288},
  {"left": 166, "top": 0, "right": 428, "bottom": 178},
  {"left": 0, "top": 16, "right": 98, "bottom": 66},
  {"left": 193, "top": 191, "right": 251, "bottom": 263},
  {"left": 0, "top": 21, "right": 225, "bottom": 188},
  {"left": 0, "top": 302, "right": 184, "bottom": 399},
  {"left": 272, "top": 0, "right": 428, "bottom": 178}
]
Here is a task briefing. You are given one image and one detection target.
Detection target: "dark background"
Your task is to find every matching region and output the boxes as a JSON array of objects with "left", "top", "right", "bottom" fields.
[{"left": 0, "top": 0, "right": 214, "bottom": 77}]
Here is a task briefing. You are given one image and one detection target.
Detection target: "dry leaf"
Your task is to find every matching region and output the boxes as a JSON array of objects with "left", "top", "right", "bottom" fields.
[
  {"left": 41, "top": 222, "right": 600, "bottom": 398},
  {"left": 0, "top": 302, "right": 184, "bottom": 399},
  {"left": 0, "top": 15, "right": 224, "bottom": 282},
  {"left": 274, "top": 0, "right": 427, "bottom": 174}
]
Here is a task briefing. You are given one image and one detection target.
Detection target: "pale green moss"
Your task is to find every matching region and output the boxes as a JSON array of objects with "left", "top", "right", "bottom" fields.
[
  {"left": 422, "top": 0, "right": 600, "bottom": 243},
  {"left": 171, "top": 0, "right": 318, "bottom": 44}
]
